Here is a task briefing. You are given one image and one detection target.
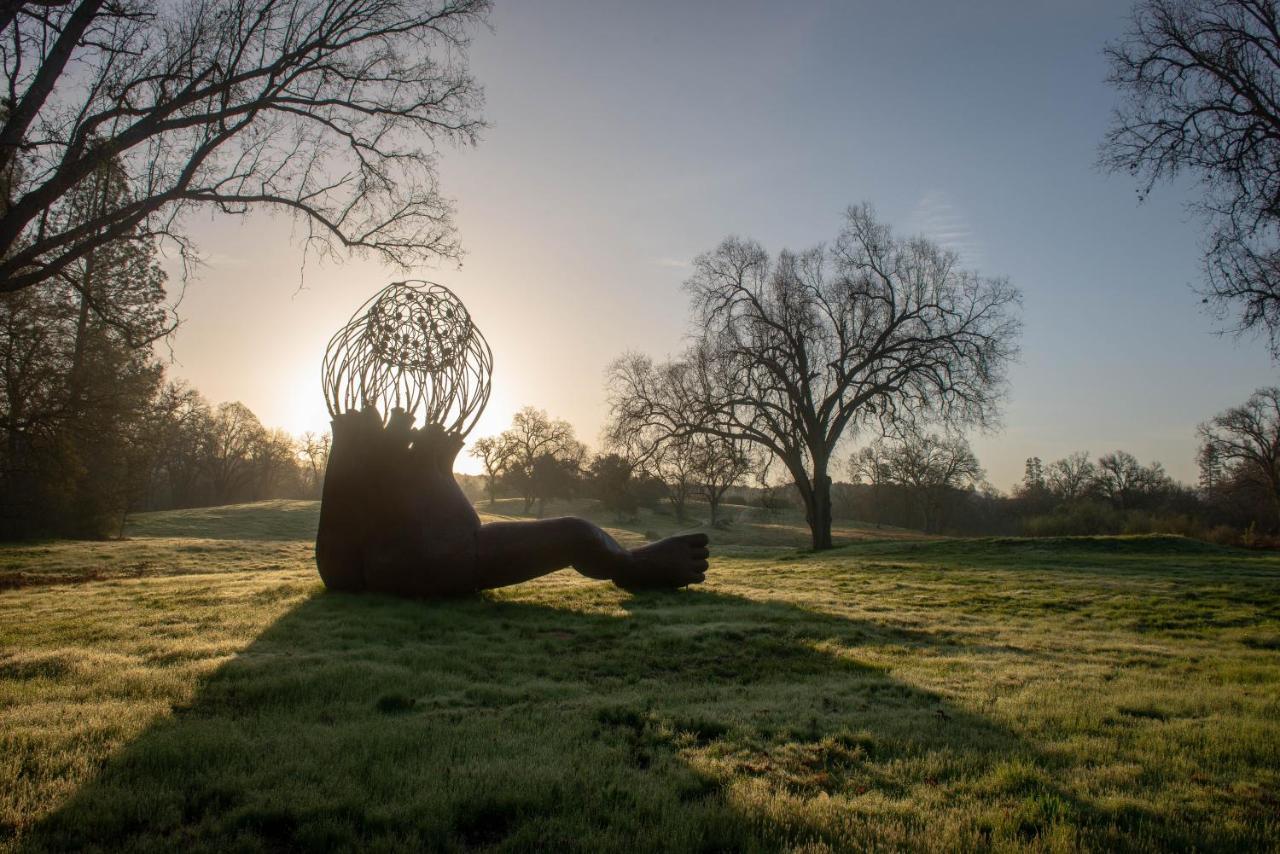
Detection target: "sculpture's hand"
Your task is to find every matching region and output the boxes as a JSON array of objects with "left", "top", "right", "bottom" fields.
[{"left": 612, "top": 533, "right": 710, "bottom": 591}]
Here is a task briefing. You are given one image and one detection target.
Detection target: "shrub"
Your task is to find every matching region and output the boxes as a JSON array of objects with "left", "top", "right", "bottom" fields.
[
  {"left": 1122, "top": 512, "right": 1201, "bottom": 537},
  {"left": 1023, "top": 502, "right": 1120, "bottom": 536},
  {"left": 1204, "top": 525, "right": 1240, "bottom": 547}
]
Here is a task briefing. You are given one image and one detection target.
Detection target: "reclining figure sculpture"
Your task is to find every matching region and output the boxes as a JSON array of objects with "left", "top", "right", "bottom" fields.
[{"left": 315, "top": 281, "right": 709, "bottom": 597}]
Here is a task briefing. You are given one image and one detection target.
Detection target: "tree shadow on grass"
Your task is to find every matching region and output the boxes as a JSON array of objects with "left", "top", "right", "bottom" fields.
[{"left": 22, "top": 587, "right": 1234, "bottom": 852}]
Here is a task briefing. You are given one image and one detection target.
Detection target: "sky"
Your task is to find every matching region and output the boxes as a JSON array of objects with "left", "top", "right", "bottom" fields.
[{"left": 161, "top": 0, "right": 1276, "bottom": 490}]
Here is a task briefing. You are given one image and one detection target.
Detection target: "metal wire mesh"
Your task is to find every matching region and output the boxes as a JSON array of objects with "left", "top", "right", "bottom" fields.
[{"left": 322, "top": 281, "right": 493, "bottom": 436}]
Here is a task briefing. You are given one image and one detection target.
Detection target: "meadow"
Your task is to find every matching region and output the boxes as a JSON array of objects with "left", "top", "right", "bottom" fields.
[{"left": 1, "top": 500, "right": 1278, "bottom": 852}]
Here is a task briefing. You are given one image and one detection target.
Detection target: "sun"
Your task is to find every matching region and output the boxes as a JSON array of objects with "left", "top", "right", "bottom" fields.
[{"left": 276, "top": 374, "right": 333, "bottom": 439}]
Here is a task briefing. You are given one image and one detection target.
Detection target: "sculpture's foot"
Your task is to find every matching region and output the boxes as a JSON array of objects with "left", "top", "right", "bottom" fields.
[{"left": 614, "top": 533, "right": 710, "bottom": 591}]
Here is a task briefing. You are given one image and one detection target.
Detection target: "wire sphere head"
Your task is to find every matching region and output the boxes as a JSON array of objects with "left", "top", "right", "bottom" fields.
[{"left": 322, "top": 281, "right": 493, "bottom": 435}]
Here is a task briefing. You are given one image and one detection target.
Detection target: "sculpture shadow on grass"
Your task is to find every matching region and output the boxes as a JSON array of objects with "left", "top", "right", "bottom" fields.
[{"left": 25, "top": 588, "right": 1197, "bottom": 852}]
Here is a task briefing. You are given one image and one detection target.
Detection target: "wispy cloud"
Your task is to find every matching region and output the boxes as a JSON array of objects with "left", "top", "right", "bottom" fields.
[{"left": 908, "top": 191, "right": 984, "bottom": 269}]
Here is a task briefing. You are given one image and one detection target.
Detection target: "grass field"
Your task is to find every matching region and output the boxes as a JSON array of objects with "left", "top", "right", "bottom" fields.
[{"left": 1, "top": 499, "right": 1278, "bottom": 851}]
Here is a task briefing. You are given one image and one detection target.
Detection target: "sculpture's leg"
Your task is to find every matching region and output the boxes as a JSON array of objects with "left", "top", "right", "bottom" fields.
[{"left": 475, "top": 517, "right": 709, "bottom": 591}]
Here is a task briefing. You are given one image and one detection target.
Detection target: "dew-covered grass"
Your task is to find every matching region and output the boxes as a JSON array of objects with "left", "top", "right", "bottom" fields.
[{"left": 1, "top": 501, "right": 1277, "bottom": 851}]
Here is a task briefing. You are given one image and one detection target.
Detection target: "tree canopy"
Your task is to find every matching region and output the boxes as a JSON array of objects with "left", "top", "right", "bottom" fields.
[
  {"left": 0, "top": 0, "right": 489, "bottom": 294},
  {"left": 1104, "top": 0, "right": 1280, "bottom": 353},
  {"left": 608, "top": 204, "right": 1021, "bottom": 549}
]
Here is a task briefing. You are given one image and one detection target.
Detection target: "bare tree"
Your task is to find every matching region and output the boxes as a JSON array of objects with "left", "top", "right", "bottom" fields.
[
  {"left": 861, "top": 430, "right": 984, "bottom": 534},
  {"left": 0, "top": 0, "right": 489, "bottom": 294},
  {"left": 609, "top": 205, "right": 1019, "bottom": 549},
  {"left": 849, "top": 442, "right": 892, "bottom": 528},
  {"left": 1046, "top": 451, "right": 1097, "bottom": 502},
  {"left": 204, "top": 400, "right": 265, "bottom": 503},
  {"left": 252, "top": 427, "right": 298, "bottom": 496},
  {"left": 1095, "top": 450, "right": 1171, "bottom": 511},
  {"left": 1103, "top": 0, "right": 1280, "bottom": 352},
  {"left": 493, "top": 406, "right": 584, "bottom": 514},
  {"left": 469, "top": 433, "right": 508, "bottom": 507},
  {"left": 1199, "top": 386, "right": 1280, "bottom": 524},
  {"left": 689, "top": 433, "right": 755, "bottom": 528},
  {"left": 605, "top": 354, "right": 696, "bottom": 521},
  {"left": 606, "top": 353, "right": 758, "bottom": 526},
  {"left": 298, "top": 430, "right": 330, "bottom": 497},
  {"left": 646, "top": 436, "right": 697, "bottom": 522},
  {"left": 145, "top": 380, "right": 213, "bottom": 506}
]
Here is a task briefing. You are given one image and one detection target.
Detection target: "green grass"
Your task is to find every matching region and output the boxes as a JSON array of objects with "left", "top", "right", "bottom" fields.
[{"left": 1, "top": 501, "right": 1278, "bottom": 851}]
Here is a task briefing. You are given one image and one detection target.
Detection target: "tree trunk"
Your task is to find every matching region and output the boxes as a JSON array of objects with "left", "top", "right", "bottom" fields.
[
  {"left": 66, "top": 169, "right": 111, "bottom": 415},
  {"left": 671, "top": 495, "right": 686, "bottom": 522},
  {"left": 1270, "top": 481, "right": 1280, "bottom": 533},
  {"left": 709, "top": 494, "right": 720, "bottom": 527},
  {"left": 803, "top": 469, "right": 834, "bottom": 550},
  {"left": 67, "top": 254, "right": 93, "bottom": 409}
]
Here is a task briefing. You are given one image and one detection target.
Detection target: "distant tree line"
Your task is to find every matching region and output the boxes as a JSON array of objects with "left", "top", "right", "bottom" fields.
[
  {"left": 0, "top": 333, "right": 329, "bottom": 537},
  {"left": 466, "top": 405, "right": 766, "bottom": 528},
  {"left": 828, "top": 386, "right": 1280, "bottom": 546},
  {"left": 1007, "top": 450, "right": 1196, "bottom": 537}
]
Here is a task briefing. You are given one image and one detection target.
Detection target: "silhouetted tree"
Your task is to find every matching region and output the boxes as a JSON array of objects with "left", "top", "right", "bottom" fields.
[
  {"left": 849, "top": 442, "right": 892, "bottom": 528},
  {"left": 606, "top": 355, "right": 761, "bottom": 527},
  {"left": 1022, "top": 457, "right": 1046, "bottom": 494},
  {"left": 204, "top": 402, "right": 267, "bottom": 505},
  {"left": 1104, "top": 0, "right": 1280, "bottom": 352},
  {"left": 1046, "top": 451, "right": 1097, "bottom": 502},
  {"left": 1012, "top": 455, "right": 1053, "bottom": 515},
  {"left": 144, "top": 381, "right": 213, "bottom": 508},
  {"left": 605, "top": 354, "right": 694, "bottom": 521},
  {"left": 469, "top": 435, "right": 510, "bottom": 507},
  {"left": 1096, "top": 450, "right": 1171, "bottom": 511},
  {"left": 1199, "top": 387, "right": 1280, "bottom": 526},
  {"left": 0, "top": 0, "right": 489, "bottom": 295},
  {"left": 298, "top": 431, "right": 331, "bottom": 498},
  {"left": 528, "top": 452, "right": 581, "bottom": 518},
  {"left": 588, "top": 453, "right": 637, "bottom": 519},
  {"left": 1197, "top": 442, "right": 1224, "bottom": 495},
  {"left": 646, "top": 436, "right": 698, "bottom": 522},
  {"left": 689, "top": 433, "right": 756, "bottom": 528},
  {"left": 252, "top": 428, "right": 301, "bottom": 498},
  {"left": 609, "top": 204, "right": 1020, "bottom": 549},
  {"left": 862, "top": 430, "right": 985, "bottom": 534},
  {"left": 493, "top": 407, "right": 585, "bottom": 514}
]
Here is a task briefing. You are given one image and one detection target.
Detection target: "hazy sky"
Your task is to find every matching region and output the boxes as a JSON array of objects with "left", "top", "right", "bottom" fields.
[{"left": 163, "top": 0, "right": 1275, "bottom": 489}]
